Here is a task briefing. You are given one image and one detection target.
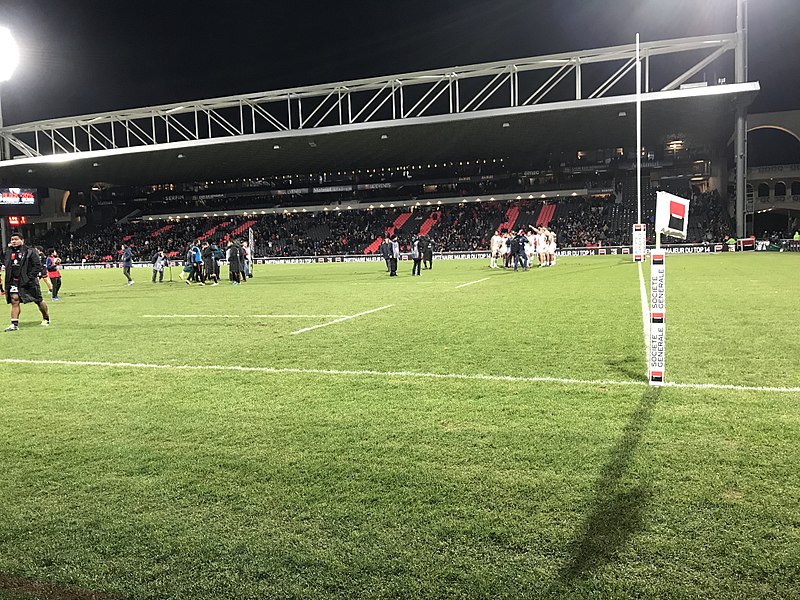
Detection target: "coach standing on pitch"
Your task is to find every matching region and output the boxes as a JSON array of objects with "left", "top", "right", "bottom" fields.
[{"left": 3, "top": 231, "right": 51, "bottom": 331}]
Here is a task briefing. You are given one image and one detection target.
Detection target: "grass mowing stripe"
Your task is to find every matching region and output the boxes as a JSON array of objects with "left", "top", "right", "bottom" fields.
[
  {"left": 289, "top": 304, "right": 393, "bottom": 334},
  {"left": 637, "top": 261, "right": 650, "bottom": 362},
  {"left": 2, "top": 358, "right": 799, "bottom": 392}
]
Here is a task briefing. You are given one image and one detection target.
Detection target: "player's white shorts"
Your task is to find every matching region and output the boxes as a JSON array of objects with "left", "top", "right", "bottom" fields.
[{"left": 547, "top": 243, "right": 557, "bottom": 254}]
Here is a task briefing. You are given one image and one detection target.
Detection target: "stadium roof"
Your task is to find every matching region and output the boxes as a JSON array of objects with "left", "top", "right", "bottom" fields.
[{"left": 0, "top": 83, "right": 758, "bottom": 191}]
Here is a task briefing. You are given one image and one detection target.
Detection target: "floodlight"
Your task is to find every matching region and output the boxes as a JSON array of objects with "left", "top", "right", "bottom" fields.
[{"left": 0, "top": 27, "right": 19, "bottom": 82}]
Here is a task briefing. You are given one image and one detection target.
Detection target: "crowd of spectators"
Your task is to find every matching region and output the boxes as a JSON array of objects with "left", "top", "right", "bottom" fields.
[
  {"left": 25, "top": 190, "right": 741, "bottom": 263},
  {"left": 550, "top": 199, "right": 628, "bottom": 247},
  {"left": 435, "top": 202, "right": 506, "bottom": 251},
  {"left": 252, "top": 210, "right": 387, "bottom": 256},
  {"left": 688, "top": 189, "right": 734, "bottom": 243}
]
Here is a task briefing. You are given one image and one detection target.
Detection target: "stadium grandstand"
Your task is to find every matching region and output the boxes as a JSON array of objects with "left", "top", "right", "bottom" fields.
[{"left": 0, "top": 30, "right": 776, "bottom": 260}]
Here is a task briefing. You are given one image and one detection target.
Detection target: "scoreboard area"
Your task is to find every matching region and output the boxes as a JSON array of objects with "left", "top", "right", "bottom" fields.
[{"left": 0, "top": 187, "right": 40, "bottom": 216}]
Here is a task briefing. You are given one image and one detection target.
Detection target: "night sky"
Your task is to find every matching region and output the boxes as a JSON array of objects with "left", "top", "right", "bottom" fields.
[{"left": 1, "top": 0, "right": 798, "bottom": 125}]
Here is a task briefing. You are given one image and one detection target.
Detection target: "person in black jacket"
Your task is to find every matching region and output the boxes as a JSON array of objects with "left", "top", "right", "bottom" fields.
[
  {"left": 422, "top": 236, "right": 433, "bottom": 270},
  {"left": 4, "top": 232, "right": 50, "bottom": 331},
  {"left": 227, "top": 239, "right": 242, "bottom": 284},
  {"left": 380, "top": 238, "right": 391, "bottom": 272},
  {"left": 201, "top": 241, "right": 218, "bottom": 285},
  {"left": 211, "top": 243, "right": 223, "bottom": 280}
]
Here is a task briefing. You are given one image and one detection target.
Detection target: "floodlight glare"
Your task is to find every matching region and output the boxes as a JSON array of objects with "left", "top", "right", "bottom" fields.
[{"left": 0, "top": 27, "right": 19, "bottom": 82}]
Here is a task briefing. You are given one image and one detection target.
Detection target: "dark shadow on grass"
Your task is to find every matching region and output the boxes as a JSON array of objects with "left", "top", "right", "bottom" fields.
[
  {"left": 559, "top": 386, "right": 660, "bottom": 581},
  {"left": 605, "top": 355, "right": 644, "bottom": 381},
  {"left": 0, "top": 575, "right": 122, "bottom": 600}
]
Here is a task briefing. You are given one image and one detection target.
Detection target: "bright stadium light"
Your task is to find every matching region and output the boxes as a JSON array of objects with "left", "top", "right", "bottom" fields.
[{"left": 0, "top": 27, "right": 19, "bottom": 82}]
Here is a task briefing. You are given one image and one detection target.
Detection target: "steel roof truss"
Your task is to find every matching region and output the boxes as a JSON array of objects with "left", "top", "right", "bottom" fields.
[{"left": 0, "top": 34, "right": 743, "bottom": 160}]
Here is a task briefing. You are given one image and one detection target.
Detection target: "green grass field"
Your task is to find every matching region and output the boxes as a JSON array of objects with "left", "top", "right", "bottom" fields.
[{"left": 1, "top": 253, "right": 798, "bottom": 600}]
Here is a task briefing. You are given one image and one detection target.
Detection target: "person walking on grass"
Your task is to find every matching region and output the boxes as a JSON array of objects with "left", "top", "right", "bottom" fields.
[
  {"left": 36, "top": 246, "right": 53, "bottom": 295},
  {"left": 4, "top": 231, "right": 50, "bottom": 331},
  {"left": 411, "top": 236, "right": 422, "bottom": 276},
  {"left": 152, "top": 249, "right": 168, "bottom": 283},
  {"left": 46, "top": 249, "right": 62, "bottom": 299},
  {"left": 121, "top": 243, "right": 134, "bottom": 285}
]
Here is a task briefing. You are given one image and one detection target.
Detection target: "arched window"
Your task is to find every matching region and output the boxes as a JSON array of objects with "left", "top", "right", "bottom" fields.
[
  {"left": 775, "top": 181, "right": 787, "bottom": 197},
  {"left": 792, "top": 181, "right": 800, "bottom": 196},
  {"left": 758, "top": 182, "right": 770, "bottom": 197}
]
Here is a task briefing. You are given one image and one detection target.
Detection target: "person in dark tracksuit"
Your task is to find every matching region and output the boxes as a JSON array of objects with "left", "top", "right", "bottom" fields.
[
  {"left": 422, "top": 236, "right": 433, "bottom": 270},
  {"left": 121, "top": 243, "right": 134, "bottom": 285},
  {"left": 211, "top": 243, "right": 224, "bottom": 280},
  {"left": 514, "top": 230, "right": 529, "bottom": 271}
]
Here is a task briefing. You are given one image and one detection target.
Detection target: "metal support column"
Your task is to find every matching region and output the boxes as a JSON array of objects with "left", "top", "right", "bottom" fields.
[
  {"left": 735, "top": 0, "right": 748, "bottom": 237},
  {"left": 0, "top": 84, "right": 7, "bottom": 248}
]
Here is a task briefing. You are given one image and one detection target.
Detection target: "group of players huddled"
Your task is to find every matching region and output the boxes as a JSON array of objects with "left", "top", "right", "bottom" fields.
[{"left": 489, "top": 226, "right": 557, "bottom": 271}]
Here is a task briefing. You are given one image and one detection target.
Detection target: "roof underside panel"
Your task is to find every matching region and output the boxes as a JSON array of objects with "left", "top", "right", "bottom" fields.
[{"left": 0, "top": 83, "right": 759, "bottom": 190}]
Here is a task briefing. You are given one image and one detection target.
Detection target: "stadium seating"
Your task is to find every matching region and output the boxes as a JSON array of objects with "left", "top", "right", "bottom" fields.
[{"left": 38, "top": 186, "right": 736, "bottom": 263}]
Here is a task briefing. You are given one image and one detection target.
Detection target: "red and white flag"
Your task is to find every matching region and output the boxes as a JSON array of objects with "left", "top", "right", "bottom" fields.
[{"left": 656, "top": 191, "right": 690, "bottom": 240}]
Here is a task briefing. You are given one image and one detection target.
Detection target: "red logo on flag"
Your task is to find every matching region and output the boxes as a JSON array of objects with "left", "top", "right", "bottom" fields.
[{"left": 668, "top": 200, "right": 686, "bottom": 232}]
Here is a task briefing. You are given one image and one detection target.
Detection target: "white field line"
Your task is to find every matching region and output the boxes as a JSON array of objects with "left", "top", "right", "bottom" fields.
[
  {"left": 455, "top": 277, "right": 490, "bottom": 289},
  {"left": 637, "top": 262, "right": 650, "bottom": 361},
  {"left": 142, "top": 314, "right": 348, "bottom": 319},
  {"left": 1, "top": 358, "right": 799, "bottom": 393},
  {"left": 290, "top": 305, "right": 393, "bottom": 335},
  {"left": 254, "top": 314, "right": 346, "bottom": 318}
]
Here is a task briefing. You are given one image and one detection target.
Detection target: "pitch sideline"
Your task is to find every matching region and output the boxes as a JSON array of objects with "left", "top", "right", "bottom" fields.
[{"left": 1, "top": 358, "right": 798, "bottom": 393}]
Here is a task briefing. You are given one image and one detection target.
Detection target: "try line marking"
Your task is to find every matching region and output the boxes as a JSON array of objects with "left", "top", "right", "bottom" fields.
[
  {"left": 142, "top": 314, "right": 349, "bottom": 319},
  {"left": 290, "top": 305, "right": 393, "bottom": 335},
  {"left": 1, "top": 358, "right": 798, "bottom": 393},
  {"left": 455, "top": 277, "right": 490, "bottom": 289}
]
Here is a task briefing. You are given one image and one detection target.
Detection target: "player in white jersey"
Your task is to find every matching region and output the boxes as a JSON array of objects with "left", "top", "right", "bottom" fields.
[
  {"left": 489, "top": 230, "right": 503, "bottom": 268},
  {"left": 525, "top": 227, "right": 537, "bottom": 266},
  {"left": 544, "top": 228, "right": 557, "bottom": 266},
  {"left": 500, "top": 231, "right": 511, "bottom": 268},
  {"left": 536, "top": 228, "right": 548, "bottom": 267}
]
